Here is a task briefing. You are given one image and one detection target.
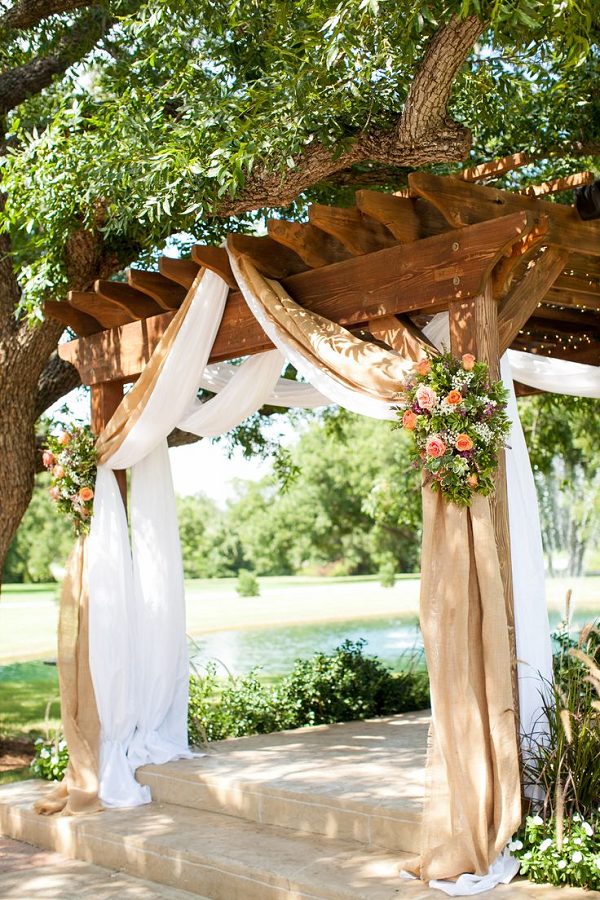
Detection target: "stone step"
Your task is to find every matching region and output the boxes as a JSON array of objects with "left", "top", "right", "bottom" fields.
[
  {"left": 0, "top": 780, "right": 413, "bottom": 900},
  {"left": 0, "top": 835, "right": 204, "bottom": 899},
  {"left": 137, "top": 713, "right": 429, "bottom": 854}
]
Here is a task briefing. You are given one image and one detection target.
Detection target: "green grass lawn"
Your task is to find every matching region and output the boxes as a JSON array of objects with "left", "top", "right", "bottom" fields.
[{"left": 0, "top": 660, "right": 60, "bottom": 785}]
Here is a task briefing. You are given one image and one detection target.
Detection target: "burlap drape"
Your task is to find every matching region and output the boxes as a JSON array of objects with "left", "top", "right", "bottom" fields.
[
  {"left": 409, "top": 485, "right": 521, "bottom": 880},
  {"left": 231, "top": 253, "right": 522, "bottom": 881},
  {"left": 34, "top": 538, "right": 102, "bottom": 816}
]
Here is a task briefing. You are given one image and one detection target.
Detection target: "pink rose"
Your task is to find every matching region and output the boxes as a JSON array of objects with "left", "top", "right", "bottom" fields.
[
  {"left": 52, "top": 465, "right": 65, "bottom": 479},
  {"left": 58, "top": 432, "right": 71, "bottom": 446},
  {"left": 425, "top": 435, "right": 447, "bottom": 458},
  {"left": 49, "top": 486, "right": 60, "bottom": 501},
  {"left": 415, "top": 385, "right": 437, "bottom": 410},
  {"left": 42, "top": 450, "right": 55, "bottom": 469},
  {"left": 462, "top": 354, "right": 476, "bottom": 371}
]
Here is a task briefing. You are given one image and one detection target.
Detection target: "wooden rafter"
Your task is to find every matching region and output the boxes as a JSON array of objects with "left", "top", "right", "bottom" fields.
[
  {"left": 519, "top": 172, "right": 595, "bottom": 199},
  {"left": 409, "top": 172, "right": 600, "bottom": 256}
]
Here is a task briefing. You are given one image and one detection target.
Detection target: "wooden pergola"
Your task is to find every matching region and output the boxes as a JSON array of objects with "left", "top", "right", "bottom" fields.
[{"left": 50, "top": 162, "right": 600, "bottom": 711}]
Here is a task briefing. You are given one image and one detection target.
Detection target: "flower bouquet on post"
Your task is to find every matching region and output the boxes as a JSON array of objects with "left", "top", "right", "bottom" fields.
[
  {"left": 42, "top": 425, "right": 97, "bottom": 534},
  {"left": 397, "top": 352, "right": 511, "bottom": 507}
]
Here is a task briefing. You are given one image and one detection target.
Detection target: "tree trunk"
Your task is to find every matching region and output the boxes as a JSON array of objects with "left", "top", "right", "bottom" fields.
[{"left": 0, "top": 312, "right": 63, "bottom": 584}]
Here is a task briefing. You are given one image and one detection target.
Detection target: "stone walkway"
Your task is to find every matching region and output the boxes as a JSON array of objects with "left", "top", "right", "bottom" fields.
[{"left": 0, "top": 837, "right": 201, "bottom": 899}]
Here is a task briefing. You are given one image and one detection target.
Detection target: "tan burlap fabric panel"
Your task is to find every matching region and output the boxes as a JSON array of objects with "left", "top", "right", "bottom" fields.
[
  {"left": 34, "top": 538, "right": 102, "bottom": 816},
  {"left": 231, "top": 250, "right": 420, "bottom": 396},
  {"left": 231, "top": 250, "right": 521, "bottom": 881},
  {"left": 408, "top": 486, "right": 521, "bottom": 880}
]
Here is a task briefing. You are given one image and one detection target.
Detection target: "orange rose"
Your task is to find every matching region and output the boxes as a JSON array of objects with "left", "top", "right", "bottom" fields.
[
  {"left": 425, "top": 435, "right": 447, "bottom": 458},
  {"left": 467, "top": 473, "right": 479, "bottom": 488},
  {"left": 461, "top": 354, "right": 476, "bottom": 371},
  {"left": 52, "top": 464, "right": 65, "bottom": 479},
  {"left": 79, "top": 487, "right": 94, "bottom": 502},
  {"left": 455, "top": 434, "right": 474, "bottom": 452},
  {"left": 446, "top": 390, "right": 463, "bottom": 405},
  {"left": 58, "top": 432, "right": 71, "bottom": 446},
  {"left": 402, "top": 410, "right": 418, "bottom": 430},
  {"left": 415, "top": 358, "right": 431, "bottom": 376}
]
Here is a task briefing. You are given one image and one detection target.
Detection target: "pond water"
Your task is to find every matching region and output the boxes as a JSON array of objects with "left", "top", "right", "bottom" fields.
[{"left": 188, "top": 608, "right": 598, "bottom": 678}]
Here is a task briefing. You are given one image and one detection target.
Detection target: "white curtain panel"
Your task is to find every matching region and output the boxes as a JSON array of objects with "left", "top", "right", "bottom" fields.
[{"left": 88, "top": 272, "right": 289, "bottom": 806}]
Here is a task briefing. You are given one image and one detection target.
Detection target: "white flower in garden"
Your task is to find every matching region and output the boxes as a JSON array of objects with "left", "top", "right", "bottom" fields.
[
  {"left": 573, "top": 813, "right": 581, "bottom": 821},
  {"left": 572, "top": 851, "right": 583, "bottom": 863},
  {"left": 539, "top": 839, "right": 553, "bottom": 852},
  {"left": 595, "top": 858, "right": 600, "bottom": 869},
  {"left": 557, "top": 860, "right": 567, "bottom": 869},
  {"left": 509, "top": 840, "right": 523, "bottom": 851},
  {"left": 574, "top": 838, "right": 582, "bottom": 845},
  {"left": 583, "top": 822, "right": 594, "bottom": 836},
  {"left": 531, "top": 815, "right": 544, "bottom": 825}
]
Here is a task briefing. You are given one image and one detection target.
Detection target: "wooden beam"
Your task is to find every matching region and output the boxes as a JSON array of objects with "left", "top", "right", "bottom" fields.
[
  {"left": 90, "top": 381, "right": 127, "bottom": 506},
  {"left": 552, "top": 273, "right": 600, "bottom": 298},
  {"left": 498, "top": 248, "right": 569, "bottom": 353},
  {"left": 544, "top": 288, "right": 600, "bottom": 312},
  {"left": 60, "top": 212, "right": 536, "bottom": 385},
  {"left": 191, "top": 245, "right": 236, "bottom": 287},
  {"left": 448, "top": 280, "right": 520, "bottom": 751},
  {"left": 537, "top": 304, "right": 600, "bottom": 331},
  {"left": 44, "top": 300, "right": 101, "bottom": 336},
  {"left": 492, "top": 215, "right": 550, "bottom": 297},
  {"left": 409, "top": 172, "right": 600, "bottom": 256},
  {"left": 127, "top": 269, "right": 186, "bottom": 310},
  {"left": 68, "top": 291, "right": 134, "bottom": 329},
  {"left": 519, "top": 171, "right": 595, "bottom": 198},
  {"left": 267, "top": 219, "right": 352, "bottom": 267},
  {"left": 225, "top": 235, "right": 309, "bottom": 279},
  {"left": 159, "top": 256, "right": 200, "bottom": 290},
  {"left": 459, "top": 152, "right": 531, "bottom": 183},
  {"left": 355, "top": 191, "right": 421, "bottom": 243},
  {"left": 308, "top": 204, "right": 398, "bottom": 255},
  {"left": 94, "top": 280, "right": 164, "bottom": 319}
]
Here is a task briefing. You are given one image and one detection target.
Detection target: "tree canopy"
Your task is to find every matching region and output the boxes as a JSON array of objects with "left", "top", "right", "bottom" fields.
[
  {"left": 1, "top": 0, "right": 598, "bottom": 314},
  {"left": 0, "top": 0, "right": 598, "bottom": 576}
]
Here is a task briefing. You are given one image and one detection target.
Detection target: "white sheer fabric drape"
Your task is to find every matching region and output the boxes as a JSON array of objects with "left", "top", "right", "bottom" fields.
[{"left": 88, "top": 273, "right": 293, "bottom": 806}]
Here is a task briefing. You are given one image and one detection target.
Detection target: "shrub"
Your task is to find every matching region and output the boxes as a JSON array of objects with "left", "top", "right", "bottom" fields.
[
  {"left": 513, "top": 813, "right": 600, "bottom": 891},
  {"left": 522, "top": 620, "right": 600, "bottom": 819},
  {"left": 30, "top": 733, "right": 68, "bottom": 781},
  {"left": 188, "top": 640, "right": 430, "bottom": 745},
  {"left": 378, "top": 561, "right": 396, "bottom": 588},
  {"left": 236, "top": 569, "right": 260, "bottom": 597}
]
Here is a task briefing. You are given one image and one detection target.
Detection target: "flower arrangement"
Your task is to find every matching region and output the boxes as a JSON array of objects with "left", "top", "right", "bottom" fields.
[
  {"left": 42, "top": 425, "right": 97, "bottom": 534},
  {"left": 397, "top": 352, "right": 511, "bottom": 506}
]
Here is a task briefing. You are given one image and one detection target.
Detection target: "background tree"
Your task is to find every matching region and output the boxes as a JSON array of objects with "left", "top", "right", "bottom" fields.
[
  {"left": 519, "top": 395, "right": 600, "bottom": 576},
  {"left": 0, "top": 0, "right": 598, "bottom": 576}
]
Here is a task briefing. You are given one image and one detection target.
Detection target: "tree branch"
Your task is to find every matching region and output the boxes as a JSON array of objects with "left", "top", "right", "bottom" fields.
[
  {"left": 216, "top": 14, "right": 485, "bottom": 216},
  {"left": 0, "top": 6, "right": 112, "bottom": 114},
  {"left": 35, "top": 349, "right": 80, "bottom": 418},
  {"left": 0, "top": 0, "right": 93, "bottom": 30}
]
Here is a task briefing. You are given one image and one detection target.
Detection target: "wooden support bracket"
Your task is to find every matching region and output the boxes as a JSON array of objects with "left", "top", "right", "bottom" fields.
[{"left": 498, "top": 247, "right": 569, "bottom": 353}]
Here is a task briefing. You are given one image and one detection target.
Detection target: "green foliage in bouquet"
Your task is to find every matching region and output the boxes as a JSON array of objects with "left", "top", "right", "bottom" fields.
[
  {"left": 396, "top": 352, "right": 511, "bottom": 506},
  {"left": 42, "top": 426, "right": 97, "bottom": 535}
]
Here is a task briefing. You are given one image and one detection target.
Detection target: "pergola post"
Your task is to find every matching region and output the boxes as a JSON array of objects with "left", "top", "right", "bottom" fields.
[
  {"left": 448, "top": 281, "right": 520, "bottom": 744},
  {"left": 90, "top": 381, "right": 127, "bottom": 507}
]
